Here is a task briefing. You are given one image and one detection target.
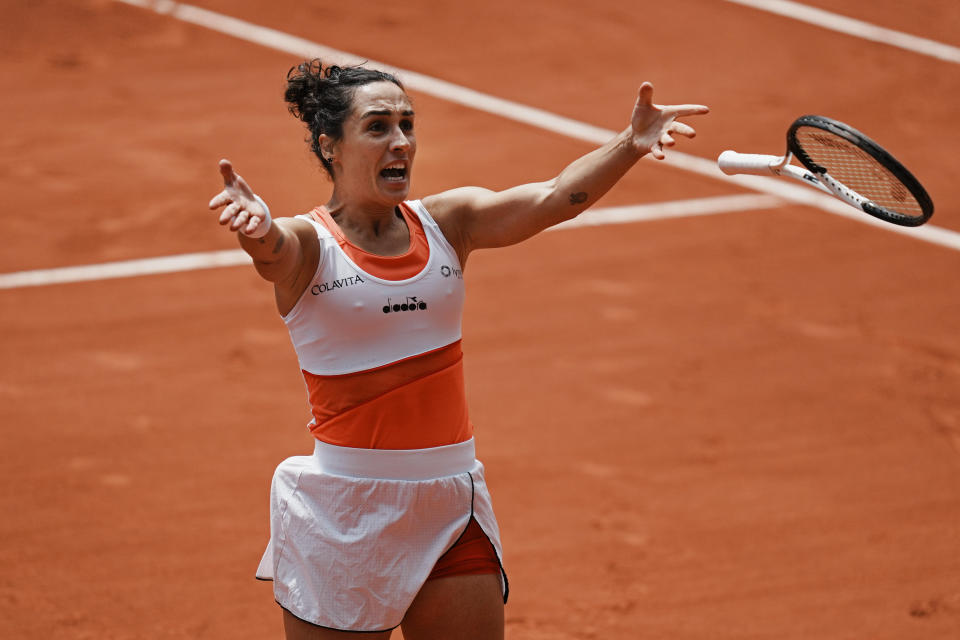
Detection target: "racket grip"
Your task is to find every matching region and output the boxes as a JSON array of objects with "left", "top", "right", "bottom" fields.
[{"left": 717, "top": 151, "right": 784, "bottom": 176}]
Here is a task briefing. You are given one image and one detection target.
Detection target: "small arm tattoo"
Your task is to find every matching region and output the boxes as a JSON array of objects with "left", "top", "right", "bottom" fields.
[
  {"left": 569, "top": 192, "right": 588, "bottom": 205},
  {"left": 271, "top": 233, "right": 285, "bottom": 254}
]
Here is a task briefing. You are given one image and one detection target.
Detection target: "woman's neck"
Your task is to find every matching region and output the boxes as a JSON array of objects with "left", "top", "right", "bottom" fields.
[{"left": 325, "top": 198, "right": 410, "bottom": 256}]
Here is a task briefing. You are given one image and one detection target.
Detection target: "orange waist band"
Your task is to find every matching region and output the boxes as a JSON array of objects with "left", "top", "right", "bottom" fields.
[{"left": 303, "top": 342, "right": 473, "bottom": 450}]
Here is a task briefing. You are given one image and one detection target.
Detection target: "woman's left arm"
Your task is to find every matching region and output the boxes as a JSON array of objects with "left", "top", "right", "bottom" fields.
[{"left": 424, "top": 83, "right": 708, "bottom": 264}]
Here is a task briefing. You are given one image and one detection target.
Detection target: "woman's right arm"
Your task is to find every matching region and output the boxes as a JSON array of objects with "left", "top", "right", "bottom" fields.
[{"left": 208, "top": 159, "right": 319, "bottom": 313}]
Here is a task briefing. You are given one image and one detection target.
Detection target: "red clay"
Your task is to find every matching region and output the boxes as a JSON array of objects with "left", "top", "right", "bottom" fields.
[{"left": 2, "top": 1, "right": 958, "bottom": 639}]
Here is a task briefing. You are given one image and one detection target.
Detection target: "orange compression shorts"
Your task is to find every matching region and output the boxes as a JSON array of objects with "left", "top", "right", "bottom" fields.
[{"left": 426, "top": 518, "right": 501, "bottom": 581}]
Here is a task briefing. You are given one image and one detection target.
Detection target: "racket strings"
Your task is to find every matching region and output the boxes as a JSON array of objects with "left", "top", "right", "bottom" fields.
[{"left": 795, "top": 127, "right": 924, "bottom": 217}]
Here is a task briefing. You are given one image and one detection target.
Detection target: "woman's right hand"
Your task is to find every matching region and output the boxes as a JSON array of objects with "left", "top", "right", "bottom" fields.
[{"left": 207, "top": 158, "right": 271, "bottom": 236}]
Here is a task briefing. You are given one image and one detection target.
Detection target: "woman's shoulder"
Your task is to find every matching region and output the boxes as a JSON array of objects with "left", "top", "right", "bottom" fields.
[
  {"left": 419, "top": 186, "right": 494, "bottom": 237},
  {"left": 420, "top": 187, "right": 494, "bottom": 219},
  {"left": 279, "top": 210, "right": 335, "bottom": 239},
  {"left": 417, "top": 189, "right": 492, "bottom": 268}
]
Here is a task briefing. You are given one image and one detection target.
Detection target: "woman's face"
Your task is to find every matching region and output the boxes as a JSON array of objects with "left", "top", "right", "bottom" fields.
[{"left": 328, "top": 81, "right": 416, "bottom": 208}]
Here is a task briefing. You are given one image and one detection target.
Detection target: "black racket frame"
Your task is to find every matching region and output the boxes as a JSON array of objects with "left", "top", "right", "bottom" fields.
[{"left": 786, "top": 115, "right": 934, "bottom": 227}]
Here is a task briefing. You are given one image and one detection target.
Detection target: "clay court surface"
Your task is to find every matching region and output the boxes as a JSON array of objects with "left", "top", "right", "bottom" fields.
[{"left": 3, "top": 1, "right": 960, "bottom": 638}]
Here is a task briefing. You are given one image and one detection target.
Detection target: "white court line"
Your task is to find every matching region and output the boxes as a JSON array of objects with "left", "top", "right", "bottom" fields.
[
  {"left": 0, "top": 249, "right": 250, "bottom": 290},
  {"left": 107, "top": 0, "right": 959, "bottom": 251},
  {"left": 0, "top": 196, "right": 781, "bottom": 289},
  {"left": 3, "top": 2, "right": 957, "bottom": 290},
  {"left": 551, "top": 193, "right": 782, "bottom": 230},
  {"left": 722, "top": 0, "right": 960, "bottom": 64}
]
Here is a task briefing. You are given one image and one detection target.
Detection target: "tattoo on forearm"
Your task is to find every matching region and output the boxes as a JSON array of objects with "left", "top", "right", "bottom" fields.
[
  {"left": 569, "top": 192, "right": 588, "bottom": 205},
  {"left": 271, "top": 233, "right": 285, "bottom": 254}
]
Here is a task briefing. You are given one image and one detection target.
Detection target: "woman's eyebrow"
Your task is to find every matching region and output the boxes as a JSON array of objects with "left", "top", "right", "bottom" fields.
[{"left": 360, "top": 109, "right": 415, "bottom": 119}]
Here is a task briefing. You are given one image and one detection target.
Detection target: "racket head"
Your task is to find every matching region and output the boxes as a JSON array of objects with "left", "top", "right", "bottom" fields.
[{"left": 786, "top": 115, "right": 934, "bottom": 226}]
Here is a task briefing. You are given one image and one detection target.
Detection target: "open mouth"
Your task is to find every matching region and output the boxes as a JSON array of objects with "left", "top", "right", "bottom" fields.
[{"left": 380, "top": 163, "right": 407, "bottom": 182}]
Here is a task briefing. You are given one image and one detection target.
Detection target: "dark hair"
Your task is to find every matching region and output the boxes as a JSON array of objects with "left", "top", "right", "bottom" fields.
[{"left": 284, "top": 59, "right": 404, "bottom": 178}]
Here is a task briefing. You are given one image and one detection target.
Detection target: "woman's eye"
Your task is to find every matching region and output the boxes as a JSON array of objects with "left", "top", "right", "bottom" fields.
[{"left": 400, "top": 120, "right": 414, "bottom": 132}]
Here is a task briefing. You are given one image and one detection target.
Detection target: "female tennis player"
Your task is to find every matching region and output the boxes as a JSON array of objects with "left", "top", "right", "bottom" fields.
[{"left": 208, "top": 59, "right": 707, "bottom": 640}]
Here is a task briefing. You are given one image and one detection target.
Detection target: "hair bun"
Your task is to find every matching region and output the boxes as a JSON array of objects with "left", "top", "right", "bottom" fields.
[{"left": 283, "top": 59, "right": 404, "bottom": 178}]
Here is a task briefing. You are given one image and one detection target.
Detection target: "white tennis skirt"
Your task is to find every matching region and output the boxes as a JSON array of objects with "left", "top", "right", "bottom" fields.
[{"left": 255, "top": 437, "right": 507, "bottom": 632}]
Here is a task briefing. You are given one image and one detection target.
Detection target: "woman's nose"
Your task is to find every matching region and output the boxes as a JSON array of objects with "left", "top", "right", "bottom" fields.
[{"left": 390, "top": 128, "right": 411, "bottom": 152}]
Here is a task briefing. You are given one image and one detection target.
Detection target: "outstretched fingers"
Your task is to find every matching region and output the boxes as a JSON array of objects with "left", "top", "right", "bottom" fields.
[
  {"left": 632, "top": 82, "right": 707, "bottom": 146},
  {"left": 209, "top": 157, "right": 262, "bottom": 231},
  {"left": 230, "top": 210, "right": 251, "bottom": 232},
  {"left": 669, "top": 121, "right": 697, "bottom": 138},
  {"left": 209, "top": 159, "right": 239, "bottom": 210},
  {"left": 215, "top": 200, "right": 261, "bottom": 233},
  {"left": 219, "top": 158, "right": 237, "bottom": 186},
  {"left": 208, "top": 190, "right": 232, "bottom": 210},
  {"left": 664, "top": 104, "right": 710, "bottom": 119},
  {"left": 635, "top": 83, "right": 708, "bottom": 117},
  {"left": 243, "top": 216, "right": 264, "bottom": 235},
  {"left": 223, "top": 159, "right": 255, "bottom": 199},
  {"left": 637, "top": 81, "right": 656, "bottom": 108},
  {"left": 657, "top": 112, "right": 704, "bottom": 159},
  {"left": 218, "top": 201, "right": 242, "bottom": 225},
  {"left": 208, "top": 158, "right": 272, "bottom": 237}
]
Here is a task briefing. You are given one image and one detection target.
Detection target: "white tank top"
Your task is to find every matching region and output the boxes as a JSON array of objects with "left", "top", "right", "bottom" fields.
[{"left": 282, "top": 200, "right": 465, "bottom": 376}]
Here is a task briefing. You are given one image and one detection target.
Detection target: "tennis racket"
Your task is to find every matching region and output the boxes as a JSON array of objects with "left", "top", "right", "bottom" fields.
[{"left": 718, "top": 115, "right": 934, "bottom": 227}]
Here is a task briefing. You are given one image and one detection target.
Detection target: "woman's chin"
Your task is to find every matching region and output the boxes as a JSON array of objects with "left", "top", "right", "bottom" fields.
[{"left": 377, "top": 178, "right": 411, "bottom": 202}]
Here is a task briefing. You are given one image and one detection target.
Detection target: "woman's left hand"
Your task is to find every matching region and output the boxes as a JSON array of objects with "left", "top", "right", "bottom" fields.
[{"left": 630, "top": 82, "right": 709, "bottom": 160}]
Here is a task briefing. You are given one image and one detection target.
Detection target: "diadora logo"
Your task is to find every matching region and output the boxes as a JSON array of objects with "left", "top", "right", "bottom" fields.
[
  {"left": 310, "top": 274, "right": 365, "bottom": 295},
  {"left": 382, "top": 296, "right": 427, "bottom": 314},
  {"left": 440, "top": 265, "right": 462, "bottom": 279}
]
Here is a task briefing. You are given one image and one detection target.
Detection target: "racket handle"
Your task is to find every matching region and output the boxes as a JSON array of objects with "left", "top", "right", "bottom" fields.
[{"left": 717, "top": 151, "right": 784, "bottom": 176}]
